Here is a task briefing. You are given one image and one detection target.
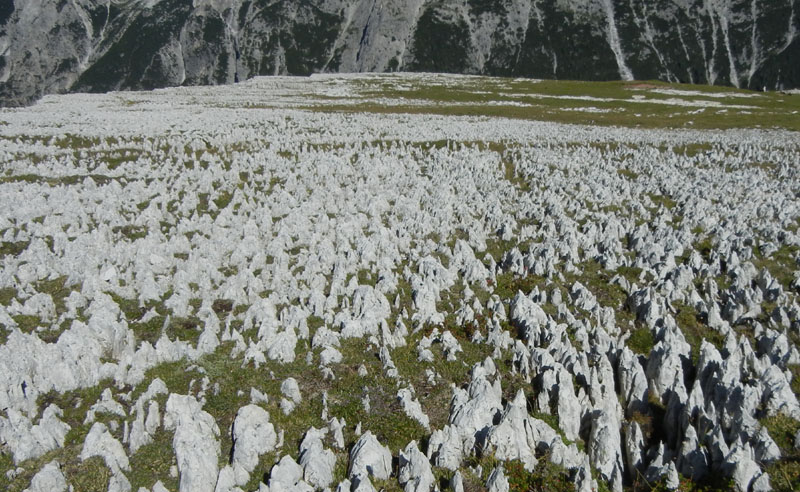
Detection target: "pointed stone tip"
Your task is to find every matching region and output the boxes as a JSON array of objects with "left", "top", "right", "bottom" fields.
[{"left": 512, "top": 388, "right": 527, "bottom": 406}]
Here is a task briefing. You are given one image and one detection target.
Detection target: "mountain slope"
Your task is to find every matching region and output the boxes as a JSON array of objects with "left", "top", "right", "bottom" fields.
[{"left": 1, "top": 0, "right": 799, "bottom": 106}]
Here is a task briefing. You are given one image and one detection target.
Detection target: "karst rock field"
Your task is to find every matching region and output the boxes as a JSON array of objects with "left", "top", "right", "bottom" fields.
[{"left": 1, "top": 74, "right": 800, "bottom": 492}]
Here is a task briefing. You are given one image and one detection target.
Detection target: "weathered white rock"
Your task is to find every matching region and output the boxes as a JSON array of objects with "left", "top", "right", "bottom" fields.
[
  {"left": 250, "top": 388, "right": 269, "bottom": 405},
  {"left": 379, "top": 345, "right": 399, "bottom": 378},
  {"left": 145, "top": 401, "right": 160, "bottom": 435},
  {"left": 84, "top": 388, "right": 126, "bottom": 424},
  {"left": 484, "top": 390, "right": 538, "bottom": 471},
  {"left": 335, "top": 478, "right": 352, "bottom": 492},
  {"left": 298, "top": 427, "right": 336, "bottom": 489},
  {"left": 0, "top": 405, "right": 70, "bottom": 464},
  {"left": 153, "top": 480, "right": 171, "bottom": 492},
  {"left": 617, "top": 347, "right": 649, "bottom": 415},
  {"left": 269, "top": 455, "right": 314, "bottom": 492},
  {"left": 646, "top": 339, "right": 688, "bottom": 405},
  {"left": 281, "top": 378, "right": 302, "bottom": 403},
  {"left": 81, "top": 422, "right": 130, "bottom": 474},
  {"left": 427, "top": 424, "right": 462, "bottom": 471},
  {"left": 448, "top": 359, "right": 503, "bottom": 451},
  {"left": 350, "top": 473, "right": 378, "bottom": 492},
  {"left": 588, "top": 410, "right": 624, "bottom": 492},
  {"left": 555, "top": 378, "right": 581, "bottom": 443},
  {"left": 450, "top": 470, "right": 464, "bottom": 492},
  {"left": 2, "top": 72, "right": 800, "bottom": 492},
  {"left": 329, "top": 417, "right": 346, "bottom": 449},
  {"left": 624, "top": 421, "right": 645, "bottom": 480},
  {"left": 280, "top": 377, "right": 302, "bottom": 415},
  {"left": 341, "top": 285, "right": 392, "bottom": 338},
  {"left": 724, "top": 441, "right": 766, "bottom": 492},
  {"left": 320, "top": 346, "right": 343, "bottom": 366},
  {"left": 231, "top": 404, "right": 277, "bottom": 476},
  {"left": 23, "top": 460, "right": 67, "bottom": 492},
  {"left": 214, "top": 465, "right": 240, "bottom": 492},
  {"left": 164, "top": 394, "right": 220, "bottom": 492},
  {"left": 398, "top": 441, "right": 435, "bottom": 492},
  {"left": 397, "top": 388, "right": 430, "bottom": 431},
  {"left": 760, "top": 365, "right": 800, "bottom": 419},
  {"left": 440, "top": 331, "right": 462, "bottom": 361},
  {"left": 485, "top": 466, "right": 509, "bottom": 492},
  {"left": 677, "top": 425, "right": 708, "bottom": 481},
  {"left": 510, "top": 292, "right": 548, "bottom": 342},
  {"left": 348, "top": 431, "right": 392, "bottom": 480}
]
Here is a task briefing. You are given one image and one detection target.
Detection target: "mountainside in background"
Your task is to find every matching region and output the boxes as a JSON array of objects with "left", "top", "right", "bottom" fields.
[{"left": 1, "top": 0, "right": 799, "bottom": 106}]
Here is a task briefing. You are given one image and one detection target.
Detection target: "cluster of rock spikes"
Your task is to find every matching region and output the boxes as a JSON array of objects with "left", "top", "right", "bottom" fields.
[{"left": 0, "top": 75, "right": 799, "bottom": 492}]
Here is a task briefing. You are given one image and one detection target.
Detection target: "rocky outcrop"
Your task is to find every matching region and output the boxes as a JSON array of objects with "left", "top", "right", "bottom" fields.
[
  {"left": 2, "top": 0, "right": 800, "bottom": 106},
  {"left": 1, "top": 73, "right": 799, "bottom": 492},
  {"left": 231, "top": 404, "right": 278, "bottom": 478},
  {"left": 349, "top": 431, "right": 393, "bottom": 480},
  {"left": 23, "top": 460, "right": 67, "bottom": 492},
  {"left": 164, "top": 394, "right": 220, "bottom": 492}
]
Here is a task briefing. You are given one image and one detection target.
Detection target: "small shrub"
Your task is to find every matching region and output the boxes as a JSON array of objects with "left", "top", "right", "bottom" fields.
[
  {"left": 627, "top": 325, "right": 654, "bottom": 355},
  {"left": 504, "top": 458, "right": 574, "bottom": 492}
]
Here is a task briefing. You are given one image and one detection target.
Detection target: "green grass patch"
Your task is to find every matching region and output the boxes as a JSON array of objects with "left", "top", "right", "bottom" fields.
[
  {"left": 0, "top": 174, "right": 115, "bottom": 186},
  {"left": 0, "top": 240, "right": 29, "bottom": 258},
  {"left": 627, "top": 325, "right": 654, "bottom": 356},
  {"left": 617, "top": 168, "right": 639, "bottom": 180},
  {"left": 0, "top": 286, "right": 17, "bottom": 306},
  {"left": 752, "top": 244, "right": 800, "bottom": 292},
  {"left": 647, "top": 193, "right": 678, "bottom": 211},
  {"left": 492, "top": 272, "right": 547, "bottom": 301},
  {"left": 308, "top": 76, "right": 800, "bottom": 131},
  {"left": 504, "top": 458, "right": 574, "bottom": 492},
  {"left": 760, "top": 414, "right": 800, "bottom": 492},
  {"left": 672, "top": 302, "right": 725, "bottom": 364},
  {"left": 112, "top": 225, "right": 148, "bottom": 241},
  {"left": 128, "top": 428, "right": 179, "bottom": 491}
]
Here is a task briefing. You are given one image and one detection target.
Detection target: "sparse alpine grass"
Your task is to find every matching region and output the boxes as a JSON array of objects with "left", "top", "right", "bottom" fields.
[{"left": 0, "top": 73, "right": 798, "bottom": 492}]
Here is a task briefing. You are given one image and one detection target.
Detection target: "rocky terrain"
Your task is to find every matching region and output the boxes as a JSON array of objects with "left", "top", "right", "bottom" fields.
[
  {"left": 2, "top": 0, "right": 800, "bottom": 106},
  {"left": 0, "top": 73, "right": 799, "bottom": 492}
]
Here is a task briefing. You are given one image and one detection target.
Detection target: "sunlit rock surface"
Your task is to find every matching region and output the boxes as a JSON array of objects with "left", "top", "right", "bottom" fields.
[{"left": 0, "top": 73, "right": 798, "bottom": 491}]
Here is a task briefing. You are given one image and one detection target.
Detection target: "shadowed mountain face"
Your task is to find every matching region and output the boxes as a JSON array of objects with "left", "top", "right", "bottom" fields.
[{"left": 1, "top": 0, "right": 798, "bottom": 106}]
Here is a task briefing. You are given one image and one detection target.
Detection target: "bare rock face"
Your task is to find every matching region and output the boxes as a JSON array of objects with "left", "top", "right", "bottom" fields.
[
  {"left": 231, "top": 404, "right": 278, "bottom": 476},
  {"left": 426, "top": 424, "right": 463, "bottom": 471},
  {"left": 510, "top": 292, "right": 548, "bottom": 341},
  {"left": 23, "top": 460, "right": 67, "bottom": 492},
  {"left": 349, "top": 431, "right": 392, "bottom": 481},
  {"left": 450, "top": 471, "right": 464, "bottom": 492},
  {"left": 81, "top": 422, "right": 130, "bottom": 473},
  {"left": 0, "top": 405, "right": 70, "bottom": 464},
  {"left": 484, "top": 390, "right": 538, "bottom": 471},
  {"left": 129, "top": 379, "right": 167, "bottom": 454},
  {"left": 2, "top": 71, "right": 800, "bottom": 492},
  {"left": 485, "top": 466, "right": 509, "bottom": 492},
  {"left": 350, "top": 473, "right": 378, "bottom": 492},
  {"left": 646, "top": 340, "right": 688, "bottom": 405},
  {"left": 80, "top": 422, "right": 132, "bottom": 492},
  {"left": 398, "top": 441, "right": 435, "bottom": 492},
  {"left": 280, "top": 377, "right": 302, "bottom": 415},
  {"left": 724, "top": 441, "right": 770, "bottom": 492},
  {"left": 617, "top": 347, "right": 648, "bottom": 415},
  {"left": 268, "top": 455, "right": 313, "bottom": 492},
  {"left": 164, "top": 394, "right": 220, "bottom": 492},
  {"left": 448, "top": 359, "right": 503, "bottom": 451},
  {"left": 298, "top": 427, "right": 336, "bottom": 489},
  {"left": 397, "top": 388, "right": 430, "bottom": 431},
  {"left": 588, "top": 410, "right": 624, "bottom": 492},
  {"left": 759, "top": 365, "right": 800, "bottom": 419},
  {"left": 3, "top": 0, "right": 799, "bottom": 107}
]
